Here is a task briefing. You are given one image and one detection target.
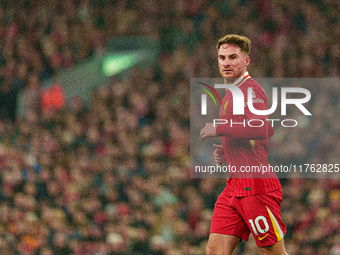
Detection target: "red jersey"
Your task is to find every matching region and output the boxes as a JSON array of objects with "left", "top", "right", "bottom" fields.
[{"left": 215, "top": 72, "right": 281, "bottom": 197}]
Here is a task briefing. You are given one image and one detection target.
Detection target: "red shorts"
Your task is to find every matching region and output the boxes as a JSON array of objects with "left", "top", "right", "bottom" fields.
[{"left": 210, "top": 188, "right": 286, "bottom": 247}]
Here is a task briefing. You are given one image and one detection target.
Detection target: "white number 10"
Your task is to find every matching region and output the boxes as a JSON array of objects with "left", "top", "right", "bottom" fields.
[{"left": 249, "top": 216, "right": 269, "bottom": 235}]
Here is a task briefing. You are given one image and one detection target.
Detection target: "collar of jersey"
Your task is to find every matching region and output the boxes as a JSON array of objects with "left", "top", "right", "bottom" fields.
[{"left": 229, "top": 71, "right": 250, "bottom": 87}]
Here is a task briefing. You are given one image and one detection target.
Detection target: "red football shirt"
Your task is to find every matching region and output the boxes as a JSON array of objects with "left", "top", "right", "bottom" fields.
[{"left": 216, "top": 72, "right": 281, "bottom": 197}]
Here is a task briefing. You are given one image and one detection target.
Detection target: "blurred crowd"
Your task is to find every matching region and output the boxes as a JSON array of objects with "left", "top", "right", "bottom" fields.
[{"left": 0, "top": 0, "right": 339, "bottom": 254}]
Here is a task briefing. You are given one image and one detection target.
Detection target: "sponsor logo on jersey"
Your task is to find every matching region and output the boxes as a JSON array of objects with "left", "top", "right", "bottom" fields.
[
  {"left": 244, "top": 98, "right": 264, "bottom": 107},
  {"left": 222, "top": 101, "right": 229, "bottom": 115}
]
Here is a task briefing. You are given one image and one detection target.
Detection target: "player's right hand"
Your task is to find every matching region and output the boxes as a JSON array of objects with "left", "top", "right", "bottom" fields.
[{"left": 213, "top": 144, "right": 226, "bottom": 165}]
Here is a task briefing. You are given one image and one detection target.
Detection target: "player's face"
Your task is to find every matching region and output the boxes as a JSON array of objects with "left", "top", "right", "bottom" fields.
[{"left": 218, "top": 43, "right": 250, "bottom": 81}]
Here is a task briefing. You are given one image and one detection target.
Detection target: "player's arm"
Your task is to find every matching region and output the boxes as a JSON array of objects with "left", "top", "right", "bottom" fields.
[
  {"left": 215, "top": 116, "right": 269, "bottom": 139},
  {"left": 200, "top": 117, "right": 270, "bottom": 140}
]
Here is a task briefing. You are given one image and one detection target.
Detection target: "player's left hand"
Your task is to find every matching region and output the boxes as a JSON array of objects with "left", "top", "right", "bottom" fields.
[{"left": 200, "top": 123, "right": 217, "bottom": 140}]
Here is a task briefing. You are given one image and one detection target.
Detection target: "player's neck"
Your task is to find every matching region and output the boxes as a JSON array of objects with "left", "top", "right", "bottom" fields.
[{"left": 224, "top": 71, "right": 250, "bottom": 90}]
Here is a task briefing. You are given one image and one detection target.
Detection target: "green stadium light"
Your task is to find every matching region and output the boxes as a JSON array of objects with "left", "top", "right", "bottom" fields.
[{"left": 102, "top": 53, "right": 138, "bottom": 77}]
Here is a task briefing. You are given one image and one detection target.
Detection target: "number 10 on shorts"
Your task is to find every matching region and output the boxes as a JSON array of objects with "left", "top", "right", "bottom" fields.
[{"left": 248, "top": 216, "right": 269, "bottom": 235}]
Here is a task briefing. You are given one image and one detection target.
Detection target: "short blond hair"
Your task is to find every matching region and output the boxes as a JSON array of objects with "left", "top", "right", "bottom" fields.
[{"left": 216, "top": 34, "right": 251, "bottom": 55}]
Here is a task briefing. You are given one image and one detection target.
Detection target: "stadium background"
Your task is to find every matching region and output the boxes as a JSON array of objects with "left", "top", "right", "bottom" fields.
[{"left": 0, "top": 0, "right": 339, "bottom": 254}]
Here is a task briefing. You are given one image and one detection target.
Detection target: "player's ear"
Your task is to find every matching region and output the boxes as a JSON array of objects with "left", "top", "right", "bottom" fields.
[{"left": 244, "top": 56, "right": 250, "bottom": 67}]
